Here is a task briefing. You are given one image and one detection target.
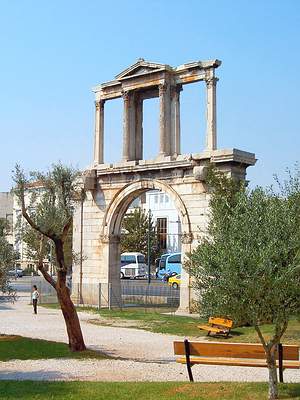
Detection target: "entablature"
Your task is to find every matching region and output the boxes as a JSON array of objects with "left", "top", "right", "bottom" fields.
[{"left": 92, "top": 58, "right": 222, "bottom": 101}]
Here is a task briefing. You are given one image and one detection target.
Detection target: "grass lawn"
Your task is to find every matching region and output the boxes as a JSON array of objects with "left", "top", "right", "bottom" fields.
[
  {"left": 42, "top": 304, "right": 300, "bottom": 344},
  {"left": 0, "top": 335, "right": 107, "bottom": 361},
  {"left": 93, "top": 307, "right": 203, "bottom": 336},
  {"left": 228, "top": 317, "right": 300, "bottom": 344},
  {"left": 1, "top": 381, "right": 300, "bottom": 400}
]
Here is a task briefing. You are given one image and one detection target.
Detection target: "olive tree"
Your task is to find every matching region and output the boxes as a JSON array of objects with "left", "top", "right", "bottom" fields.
[
  {"left": 0, "top": 219, "right": 16, "bottom": 297},
  {"left": 188, "top": 168, "right": 300, "bottom": 400},
  {"left": 13, "top": 164, "right": 86, "bottom": 351}
]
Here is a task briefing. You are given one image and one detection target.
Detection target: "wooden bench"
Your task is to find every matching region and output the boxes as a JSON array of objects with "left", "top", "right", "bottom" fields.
[
  {"left": 198, "top": 317, "right": 233, "bottom": 337},
  {"left": 174, "top": 340, "right": 300, "bottom": 382}
]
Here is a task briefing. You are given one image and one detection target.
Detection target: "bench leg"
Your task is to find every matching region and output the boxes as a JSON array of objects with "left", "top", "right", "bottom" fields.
[
  {"left": 278, "top": 343, "right": 284, "bottom": 383},
  {"left": 184, "top": 339, "right": 194, "bottom": 382},
  {"left": 207, "top": 331, "right": 210, "bottom": 336}
]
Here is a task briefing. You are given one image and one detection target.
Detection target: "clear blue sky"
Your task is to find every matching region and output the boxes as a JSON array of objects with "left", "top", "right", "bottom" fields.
[{"left": 1, "top": 0, "right": 299, "bottom": 191}]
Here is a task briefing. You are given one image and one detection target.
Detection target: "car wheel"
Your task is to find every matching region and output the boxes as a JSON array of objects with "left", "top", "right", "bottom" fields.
[
  {"left": 120, "top": 272, "right": 124, "bottom": 279},
  {"left": 172, "top": 282, "right": 178, "bottom": 289}
]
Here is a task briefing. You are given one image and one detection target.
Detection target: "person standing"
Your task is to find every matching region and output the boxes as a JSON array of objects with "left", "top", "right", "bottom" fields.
[{"left": 32, "top": 285, "right": 39, "bottom": 314}]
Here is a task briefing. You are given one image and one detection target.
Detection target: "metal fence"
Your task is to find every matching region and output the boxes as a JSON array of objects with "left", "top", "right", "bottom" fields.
[
  {"left": 30, "top": 277, "right": 58, "bottom": 304},
  {"left": 78, "top": 281, "right": 180, "bottom": 309},
  {"left": 31, "top": 278, "right": 180, "bottom": 310}
]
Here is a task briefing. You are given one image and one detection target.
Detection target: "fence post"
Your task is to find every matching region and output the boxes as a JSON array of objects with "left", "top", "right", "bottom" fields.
[
  {"left": 39, "top": 282, "right": 42, "bottom": 304},
  {"left": 76, "top": 283, "right": 80, "bottom": 306},
  {"left": 108, "top": 283, "right": 112, "bottom": 310},
  {"left": 29, "top": 279, "right": 32, "bottom": 304},
  {"left": 98, "top": 283, "right": 101, "bottom": 310}
]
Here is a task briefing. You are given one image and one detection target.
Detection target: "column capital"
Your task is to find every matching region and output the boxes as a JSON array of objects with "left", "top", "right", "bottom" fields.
[
  {"left": 170, "top": 84, "right": 183, "bottom": 98},
  {"left": 100, "top": 233, "right": 121, "bottom": 244},
  {"left": 159, "top": 82, "right": 168, "bottom": 95},
  {"left": 122, "top": 91, "right": 130, "bottom": 102},
  {"left": 181, "top": 232, "right": 193, "bottom": 244},
  {"left": 205, "top": 77, "right": 219, "bottom": 89},
  {"left": 95, "top": 99, "right": 105, "bottom": 110}
]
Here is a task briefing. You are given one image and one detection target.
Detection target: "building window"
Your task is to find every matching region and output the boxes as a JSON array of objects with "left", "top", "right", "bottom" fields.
[
  {"left": 154, "top": 195, "right": 158, "bottom": 204},
  {"left": 160, "top": 194, "right": 164, "bottom": 203},
  {"left": 157, "top": 217, "right": 167, "bottom": 251},
  {"left": 165, "top": 195, "right": 169, "bottom": 203}
]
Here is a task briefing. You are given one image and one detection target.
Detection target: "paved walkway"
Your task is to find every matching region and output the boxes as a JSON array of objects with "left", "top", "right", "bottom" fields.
[{"left": 0, "top": 294, "right": 299, "bottom": 382}]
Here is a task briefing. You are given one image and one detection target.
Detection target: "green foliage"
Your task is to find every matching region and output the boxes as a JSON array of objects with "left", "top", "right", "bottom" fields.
[
  {"left": 189, "top": 167, "right": 300, "bottom": 330},
  {"left": 189, "top": 166, "right": 300, "bottom": 398},
  {"left": 13, "top": 163, "right": 79, "bottom": 239},
  {"left": 13, "top": 163, "right": 79, "bottom": 272},
  {"left": 0, "top": 218, "right": 9, "bottom": 237},
  {"left": 22, "top": 265, "right": 39, "bottom": 276},
  {"left": 0, "top": 218, "right": 16, "bottom": 294},
  {"left": 120, "top": 207, "right": 159, "bottom": 264}
]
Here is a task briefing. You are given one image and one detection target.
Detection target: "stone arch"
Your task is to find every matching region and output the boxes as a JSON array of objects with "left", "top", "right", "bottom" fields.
[{"left": 101, "top": 178, "right": 191, "bottom": 240}]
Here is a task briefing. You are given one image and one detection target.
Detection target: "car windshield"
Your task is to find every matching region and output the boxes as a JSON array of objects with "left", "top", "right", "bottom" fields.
[{"left": 121, "top": 255, "right": 136, "bottom": 265}]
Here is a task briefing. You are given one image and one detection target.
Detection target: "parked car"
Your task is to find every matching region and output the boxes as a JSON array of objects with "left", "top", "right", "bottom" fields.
[
  {"left": 8, "top": 268, "right": 23, "bottom": 278},
  {"left": 120, "top": 252, "right": 147, "bottom": 279},
  {"left": 156, "top": 252, "right": 182, "bottom": 280},
  {"left": 168, "top": 274, "right": 181, "bottom": 289}
]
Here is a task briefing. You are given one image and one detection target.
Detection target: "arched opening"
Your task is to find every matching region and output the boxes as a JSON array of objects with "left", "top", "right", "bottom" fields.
[{"left": 100, "top": 179, "right": 192, "bottom": 309}]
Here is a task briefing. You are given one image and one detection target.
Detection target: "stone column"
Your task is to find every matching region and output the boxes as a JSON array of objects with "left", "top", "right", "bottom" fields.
[
  {"left": 175, "top": 86, "right": 181, "bottom": 155},
  {"left": 94, "top": 99, "right": 105, "bottom": 165},
  {"left": 122, "top": 91, "right": 131, "bottom": 161},
  {"left": 135, "top": 96, "right": 143, "bottom": 160},
  {"left": 205, "top": 77, "right": 218, "bottom": 151},
  {"left": 159, "top": 82, "right": 171, "bottom": 157},
  {"left": 170, "top": 85, "right": 182, "bottom": 156}
]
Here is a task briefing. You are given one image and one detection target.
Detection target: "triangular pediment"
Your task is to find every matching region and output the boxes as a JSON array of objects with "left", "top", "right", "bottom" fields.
[{"left": 115, "top": 59, "right": 172, "bottom": 80}]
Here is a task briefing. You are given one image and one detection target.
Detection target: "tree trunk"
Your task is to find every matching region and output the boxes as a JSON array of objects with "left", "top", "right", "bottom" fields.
[
  {"left": 56, "top": 281, "right": 86, "bottom": 351},
  {"left": 55, "top": 239, "right": 86, "bottom": 352},
  {"left": 267, "top": 351, "right": 278, "bottom": 400}
]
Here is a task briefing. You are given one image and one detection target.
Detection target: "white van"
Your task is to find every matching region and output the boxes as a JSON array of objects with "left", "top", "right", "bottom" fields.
[{"left": 120, "top": 252, "right": 147, "bottom": 279}]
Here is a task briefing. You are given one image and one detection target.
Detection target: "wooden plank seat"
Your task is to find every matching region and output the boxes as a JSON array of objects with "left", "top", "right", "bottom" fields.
[
  {"left": 173, "top": 340, "right": 300, "bottom": 383},
  {"left": 198, "top": 317, "right": 233, "bottom": 337}
]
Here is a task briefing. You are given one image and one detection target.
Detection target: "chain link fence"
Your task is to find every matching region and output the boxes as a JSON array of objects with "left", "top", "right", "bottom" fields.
[
  {"left": 30, "top": 278, "right": 180, "bottom": 310},
  {"left": 29, "top": 277, "right": 58, "bottom": 304},
  {"left": 73, "top": 281, "right": 180, "bottom": 310}
]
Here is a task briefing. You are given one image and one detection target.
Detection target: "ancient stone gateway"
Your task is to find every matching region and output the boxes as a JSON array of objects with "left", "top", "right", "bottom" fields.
[{"left": 72, "top": 59, "right": 256, "bottom": 312}]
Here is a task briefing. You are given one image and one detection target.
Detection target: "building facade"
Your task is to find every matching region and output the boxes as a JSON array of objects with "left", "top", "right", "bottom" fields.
[{"left": 0, "top": 192, "right": 13, "bottom": 245}]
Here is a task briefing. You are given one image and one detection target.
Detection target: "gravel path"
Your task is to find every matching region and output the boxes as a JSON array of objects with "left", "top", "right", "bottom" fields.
[{"left": 0, "top": 294, "right": 299, "bottom": 382}]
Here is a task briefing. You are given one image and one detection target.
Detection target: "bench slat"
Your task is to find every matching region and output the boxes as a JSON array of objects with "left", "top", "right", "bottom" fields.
[
  {"left": 208, "top": 317, "right": 233, "bottom": 328},
  {"left": 176, "top": 357, "right": 300, "bottom": 369},
  {"left": 173, "top": 341, "right": 299, "bottom": 360},
  {"left": 198, "top": 325, "right": 229, "bottom": 333},
  {"left": 175, "top": 356, "right": 300, "bottom": 369}
]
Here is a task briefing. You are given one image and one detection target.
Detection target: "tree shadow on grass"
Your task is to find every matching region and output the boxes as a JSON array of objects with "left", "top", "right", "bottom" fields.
[
  {"left": 229, "top": 330, "right": 244, "bottom": 337},
  {"left": 279, "top": 383, "right": 300, "bottom": 399},
  {"left": 205, "top": 330, "right": 244, "bottom": 340},
  {"left": 0, "top": 379, "right": 80, "bottom": 400}
]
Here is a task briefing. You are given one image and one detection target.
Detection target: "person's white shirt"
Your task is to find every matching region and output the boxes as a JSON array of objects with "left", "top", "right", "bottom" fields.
[{"left": 32, "top": 290, "right": 39, "bottom": 300}]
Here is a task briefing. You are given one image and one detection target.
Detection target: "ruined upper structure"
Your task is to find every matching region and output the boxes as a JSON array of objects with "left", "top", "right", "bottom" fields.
[{"left": 92, "top": 58, "right": 221, "bottom": 165}]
